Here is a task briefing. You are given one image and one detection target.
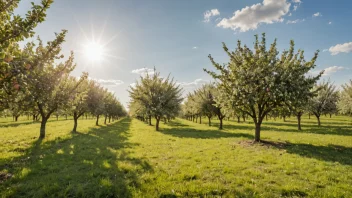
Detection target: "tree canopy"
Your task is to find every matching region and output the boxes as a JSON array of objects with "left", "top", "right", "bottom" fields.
[{"left": 204, "top": 33, "right": 321, "bottom": 141}]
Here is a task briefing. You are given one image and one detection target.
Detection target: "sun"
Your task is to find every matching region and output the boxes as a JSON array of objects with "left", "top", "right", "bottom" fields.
[{"left": 83, "top": 41, "right": 104, "bottom": 61}]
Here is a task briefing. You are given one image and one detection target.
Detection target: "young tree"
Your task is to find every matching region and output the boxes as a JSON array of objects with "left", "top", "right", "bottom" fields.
[
  {"left": 194, "top": 84, "right": 217, "bottom": 126},
  {"left": 194, "top": 83, "right": 226, "bottom": 129},
  {"left": 70, "top": 78, "right": 90, "bottom": 132},
  {"left": 308, "top": 81, "right": 338, "bottom": 126},
  {"left": 103, "top": 91, "right": 115, "bottom": 124},
  {"left": 204, "top": 33, "right": 321, "bottom": 142},
  {"left": 338, "top": 80, "right": 352, "bottom": 116},
  {"left": 25, "top": 31, "right": 87, "bottom": 138},
  {"left": 87, "top": 81, "right": 105, "bottom": 126},
  {"left": 129, "top": 69, "right": 183, "bottom": 131}
]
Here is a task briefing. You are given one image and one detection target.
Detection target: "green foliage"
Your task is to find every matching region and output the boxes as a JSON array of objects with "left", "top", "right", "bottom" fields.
[
  {"left": 183, "top": 83, "right": 227, "bottom": 129},
  {"left": 0, "top": 0, "right": 53, "bottom": 48},
  {"left": 21, "top": 31, "right": 87, "bottom": 138},
  {"left": 308, "top": 81, "right": 339, "bottom": 126},
  {"left": 338, "top": 80, "right": 352, "bottom": 116},
  {"left": 204, "top": 33, "right": 321, "bottom": 141},
  {"left": 0, "top": 0, "right": 53, "bottom": 107},
  {"left": 129, "top": 69, "right": 183, "bottom": 130}
]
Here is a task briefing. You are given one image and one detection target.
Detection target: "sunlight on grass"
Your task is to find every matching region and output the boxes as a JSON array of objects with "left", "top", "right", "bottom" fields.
[
  {"left": 102, "top": 160, "right": 112, "bottom": 169},
  {"left": 0, "top": 116, "right": 352, "bottom": 197},
  {"left": 56, "top": 149, "right": 64, "bottom": 154},
  {"left": 19, "top": 168, "right": 31, "bottom": 179}
]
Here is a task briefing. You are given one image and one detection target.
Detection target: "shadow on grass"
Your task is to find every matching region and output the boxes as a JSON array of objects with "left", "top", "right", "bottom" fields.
[
  {"left": 262, "top": 123, "right": 352, "bottom": 136},
  {"left": 0, "top": 118, "right": 77, "bottom": 128},
  {"left": 260, "top": 140, "right": 352, "bottom": 165},
  {"left": 219, "top": 120, "right": 352, "bottom": 136},
  {"left": 0, "top": 118, "right": 152, "bottom": 197},
  {"left": 161, "top": 121, "right": 254, "bottom": 139}
]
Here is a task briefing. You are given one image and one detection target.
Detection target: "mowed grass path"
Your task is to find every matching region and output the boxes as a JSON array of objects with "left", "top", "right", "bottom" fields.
[{"left": 1, "top": 116, "right": 352, "bottom": 197}]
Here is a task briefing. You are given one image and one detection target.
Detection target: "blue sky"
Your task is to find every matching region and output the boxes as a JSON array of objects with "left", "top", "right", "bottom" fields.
[{"left": 17, "top": 0, "right": 352, "bottom": 108}]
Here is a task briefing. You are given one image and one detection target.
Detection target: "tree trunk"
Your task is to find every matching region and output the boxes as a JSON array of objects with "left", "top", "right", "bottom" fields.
[
  {"left": 109, "top": 116, "right": 111, "bottom": 123},
  {"left": 195, "top": 116, "right": 198, "bottom": 123},
  {"left": 65, "top": 115, "right": 67, "bottom": 120},
  {"left": 56, "top": 115, "right": 58, "bottom": 121},
  {"left": 242, "top": 115, "right": 246, "bottom": 122},
  {"left": 33, "top": 114, "right": 35, "bottom": 121},
  {"left": 237, "top": 116, "right": 240, "bottom": 123},
  {"left": 85, "top": 114, "right": 87, "bottom": 120},
  {"left": 199, "top": 116, "right": 202, "bottom": 124},
  {"left": 96, "top": 115, "right": 99, "bottom": 126},
  {"left": 330, "top": 114, "right": 332, "bottom": 118},
  {"left": 317, "top": 116, "right": 321, "bottom": 126},
  {"left": 283, "top": 116, "right": 286, "bottom": 122},
  {"left": 156, "top": 118, "right": 160, "bottom": 131},
  {"left": 219, "top": 117, "right": 223, "bottom": 130},
  {"left": 40, "top": 118, "right": 47, "bottom": 139},
  {"left": 149, "top": 115, "right": 152, "bottom": 126},
  {"left": 254, "top": 122, "right": 261, "bottom": 142},
  {"left": 15, "top": 116, "right": 19, "bottom": 122},
  {"left": 308, "top": 113, "right": 310, "bottom": 119},
  {"left": 266, "top": 115, "right": 268, "bottom": 121},
  {"left": 208, "top": 116, "right": 211, "bottom": 126},
  {"left": 73, "top": 118, "right": 78, "bottom": 132},
  {"left": 104, "top": 115, "right": 107, "bottom": 124},
  {"left": 297, "top": 114, "right": 302, "bottom": 130},
  {"left": 73, "top": 113, "right": 78, "bottom": 132}
]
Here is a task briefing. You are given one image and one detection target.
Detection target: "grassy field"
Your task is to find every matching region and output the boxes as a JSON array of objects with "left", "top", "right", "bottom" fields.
[{"left": 0, "top": 115, "right": 352, "bottom": 197}]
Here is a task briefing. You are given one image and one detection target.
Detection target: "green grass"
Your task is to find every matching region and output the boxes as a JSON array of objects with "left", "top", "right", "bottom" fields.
[{"left": 1, "top": 115, "right": 352, "bottom": 197}]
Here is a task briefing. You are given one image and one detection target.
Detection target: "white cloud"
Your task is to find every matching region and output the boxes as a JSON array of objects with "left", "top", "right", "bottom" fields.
[
  {"left": 293, "top": 5, "right": 298, "bottom": 11},
  {"left": 90, "top": 78, "right": 124, "bottom": 86},
  {"left": 309, "top": 66, "right": 345, "bottom": 77},
  {"left": 287, "top": 19, "right": 304, "bottom": 24},
  {"left": 322, "top": 66, "right": 345, "bottom": 76},
  {"left": 328, "top": 21, "right": 332, "bottom": 25},
  {"left": 215, "top": 17, "right": 222, "bottom": 22},
  {"left": 292, "top": 0, "right": 301, "bottom": 3},
  {"left": 192, "top": 46, "right": 198, "bottom": 49},
  {"left": 322, "top": 49, "right": 328, "bottom": 52},
  {"left": 329, "top": 42, "right": 352, "bottom": 55},
  {"left": 177, "top": 79, "right": 208, "bottom": 87},
  {"left": 203, "top": 9, "right": 220, "bottom": 22},
  {"left": 129, "top": 83, "right": 136, "bottom": 88},
  {"left": 288, "top": 13, "right": 292, "bottom": 16},
  {"left": 131, "top": 68, "right": 155, "bottom": 75},
  {"left": 217, "top": 0, "right": 290, "bottom": 32},
  {"left": 313, "top": 12, "right": 322, "bottom": 17}
]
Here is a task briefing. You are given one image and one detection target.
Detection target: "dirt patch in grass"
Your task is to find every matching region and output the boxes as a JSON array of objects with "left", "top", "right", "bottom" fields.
[
  {"left": 0, "top": 172, "right": 13, "bottom": 183},
  {"left": 238, "top": 139, "right": 290, "bottom": 149}
]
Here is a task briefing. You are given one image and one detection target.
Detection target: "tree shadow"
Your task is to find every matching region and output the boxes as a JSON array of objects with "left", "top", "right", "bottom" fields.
[
  {"left": 0, "top": 119, "right": 73, "bottom": 128},
  {"left": 219, "top": 120, "right": 352, "bottom": 137},
  {"left": 260, "top": 140, "right": 352, "bottom": 165},
  {"left": 261, "top": 122, "right": 352, "bottom": 136},
  {"left": 0, "top": 118, "right": 152, "bottom": 197},
  {"left": 161, "top": 121, "right": 254, "bottom": 139}
]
